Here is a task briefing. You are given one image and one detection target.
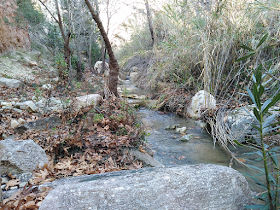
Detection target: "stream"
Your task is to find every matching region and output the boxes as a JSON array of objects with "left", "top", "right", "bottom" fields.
[{"left": 120, "top": 79, "right": 262, "bottom": 193}]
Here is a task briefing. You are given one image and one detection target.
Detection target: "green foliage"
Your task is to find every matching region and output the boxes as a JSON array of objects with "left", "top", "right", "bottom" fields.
[
  {"left": 55, "top": 53, "right": 67, "bottom": 69},
  {"left": 93, "top": 113, "right": 104, "bottom": 123},
  {"left": 236, "top": 34, "right": 280, "bottom": 209},
  {"left": 71, "top": 56, "right": 85, "bottom": 72},
  {"left": 34, "top": 87, "right": 42, "bottom": 102},
  {"left": 90, "top": 42, "right": 102, "bottom": 65},
  {"left": 55, "top": 53, "right": 68, "bottom": 78},
  {"left": 240, "top": 66, "right": 280, "bottom": 210},
  {"left": 46, "top": 23, "right": 64, "bottom": 52},
  {"left": 15, "top": 0, "right": 45, "bottom": 28}
]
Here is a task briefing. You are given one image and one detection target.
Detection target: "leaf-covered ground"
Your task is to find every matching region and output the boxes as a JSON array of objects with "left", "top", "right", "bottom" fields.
[{"left": 0, "top": 68, "right": 147, "bottom": 209}]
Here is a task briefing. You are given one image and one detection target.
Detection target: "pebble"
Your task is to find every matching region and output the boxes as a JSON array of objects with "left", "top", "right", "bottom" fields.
[
  {"left": 179, "top": 134, "right": 193, "bottom": 141},
  {"left": 176, "top": 127, "right": 187, "bottom": 133},
  {"left": 10, "top": 186, "right": 18, "bottom": 190},
  {"left": 1, "top": 185, "right": 6, "bottom": 190},
  {"left": 11, "top": 119, "right": 20, "bottom": 128}
]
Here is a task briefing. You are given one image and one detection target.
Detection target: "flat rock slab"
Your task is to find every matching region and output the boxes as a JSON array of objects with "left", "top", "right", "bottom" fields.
[
  {"left": 15, "top": 116, "right": 62, "bottom": 133},
  {"left": 39, "top": 164, "right": 253, "bottom": 210}
]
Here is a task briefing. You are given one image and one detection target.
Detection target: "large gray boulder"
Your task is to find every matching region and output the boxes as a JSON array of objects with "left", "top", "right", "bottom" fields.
[
  {"left": 39, "top": 164, "right": 252, "bottom": 210},
  {"left": 0, "top": 139, "right": 48, "bottom": 174},
  {"left": 0, "top": 78, "right": 23, "bottom": 88},
  {"left": 225, "top": 105, "right": 280, "bottom": 143}
]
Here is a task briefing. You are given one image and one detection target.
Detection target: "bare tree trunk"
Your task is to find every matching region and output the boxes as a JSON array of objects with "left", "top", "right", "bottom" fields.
[
  {"left": 144, "top": 0, "right": 155, "bottom": 47},
  {"left": 75, "top": 40, "right": 84, "bottom": 81},
  {"left": 39, "top": 0, "right": 71, "bottom": 80},
  {"left": 84, "top": 0, "right": 119, "bottom": 97},
  {"left": 54, "top": 0, "right": 71, "bottom": 80},
  {"left": 101, "top": 38, "right": 106, "bottom": 74}
]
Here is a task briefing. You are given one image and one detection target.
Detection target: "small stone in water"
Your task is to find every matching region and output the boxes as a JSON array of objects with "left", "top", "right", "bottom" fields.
[
  {"left": 176, "top": 127, "right": 187, "bottom": 133},
  {"left": 165, "top": 125, "right": 177, "bottom": 130},
  {"left": 179, "top": 134, "right": 193, "bottom": 141}
]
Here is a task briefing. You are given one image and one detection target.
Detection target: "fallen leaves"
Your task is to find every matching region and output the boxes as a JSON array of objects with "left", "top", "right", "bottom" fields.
[
  {"left": 1, "top": 69, "right": 146, "bottom": 209},
  {"left": 1, "top": 184, "right": 52, "bottom": 210},
  {"left": 5, "top": 179, "right": 21, "bottom": 190},
  {"left": 139, "top": 146, "right": 147, "bottom": 153}
]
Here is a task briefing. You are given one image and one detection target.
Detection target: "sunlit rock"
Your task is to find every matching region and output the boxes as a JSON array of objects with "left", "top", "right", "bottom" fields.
[
  {"left": 28, "top": 61, "right": 38, "bottom": 67},
  {"left": 187, "top": 90, "right": 216, "bottom": 119},
  {"left": 0, "top": 102, "right": 13, "bottom": 107}
]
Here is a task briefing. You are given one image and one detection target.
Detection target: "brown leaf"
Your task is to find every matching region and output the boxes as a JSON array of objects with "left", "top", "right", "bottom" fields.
[
  {"left": 5, "top": 179, "right": 20, "bottom": 190},
  {"left": 139, "top": 146, "right": 147, "bottom": 153}
]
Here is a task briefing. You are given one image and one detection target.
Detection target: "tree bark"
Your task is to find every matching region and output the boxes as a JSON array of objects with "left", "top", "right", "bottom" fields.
[
  {"left": 54, "top": 0, "right": 71, "bottom": 80},
  {"left": 39, "top": 0, "right": 71, "bottom": 80},
  {"left": 144, "top": 0, "right": 155, "bottom": 47},
  {"left": 84, "top": 0, "right": 119, "bottom": 96}
]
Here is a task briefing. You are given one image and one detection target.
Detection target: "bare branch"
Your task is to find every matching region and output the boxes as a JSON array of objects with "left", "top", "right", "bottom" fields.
[{"left": 38, "top": 0, "right": 59, "bottom": 24}]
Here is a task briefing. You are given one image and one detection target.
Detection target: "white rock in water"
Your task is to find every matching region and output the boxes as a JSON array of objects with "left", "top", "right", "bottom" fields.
[
  {"left": 187, "top": 90, "right": 216, "bottom": 119},
  {"left": 176, "top": 127, "right": 187, "bottom": 133},
  {"left": 179, "top": 134, "right": 193, "bottom": 141}
]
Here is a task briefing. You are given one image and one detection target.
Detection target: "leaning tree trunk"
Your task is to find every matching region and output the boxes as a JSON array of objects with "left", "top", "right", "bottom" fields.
[
  {"left": 84, "top": 0, "right": 119, "bottom": 97},
  {"left": 144, "top": 0, "right": 155, "bottom": 47}
]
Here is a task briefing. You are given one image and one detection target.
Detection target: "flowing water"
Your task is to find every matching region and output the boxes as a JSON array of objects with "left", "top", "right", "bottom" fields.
[{"left": 120, "top": 80, "right": 263, "bottom": 192}]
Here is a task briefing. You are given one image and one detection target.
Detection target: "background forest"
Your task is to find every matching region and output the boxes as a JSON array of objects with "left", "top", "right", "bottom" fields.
[{"left": 13, "top": 0, "right": 280, "bottom": 102}]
